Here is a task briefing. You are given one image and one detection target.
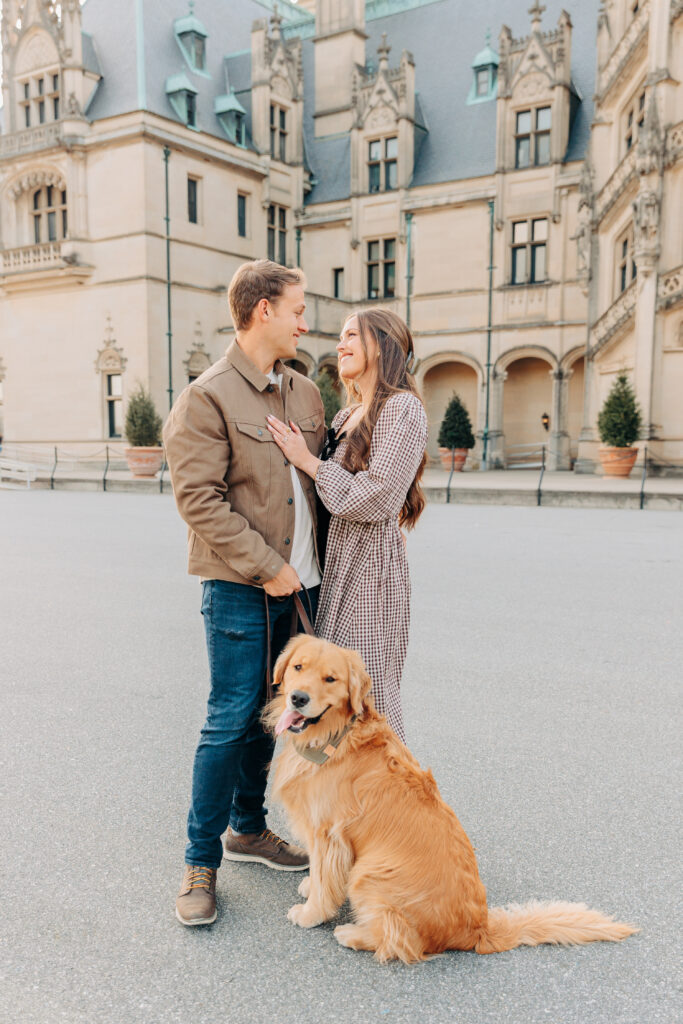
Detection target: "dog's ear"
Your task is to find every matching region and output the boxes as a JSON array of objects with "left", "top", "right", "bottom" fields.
[
  {"left": 273, "top": 633, "right": 310, "bottom": 690},
  {"left": 346, "top": 649, "right": 373, "bottom": 716}
]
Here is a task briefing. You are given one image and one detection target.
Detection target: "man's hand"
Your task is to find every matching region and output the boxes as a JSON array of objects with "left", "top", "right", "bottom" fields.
[{"left": 263, "top": 563, "right": 301, "bottom": 597}]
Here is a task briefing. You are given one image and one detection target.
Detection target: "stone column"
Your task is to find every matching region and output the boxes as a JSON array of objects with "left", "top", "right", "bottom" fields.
[
  {"left": 487, "top": 368, "right": 507, "bottom": 468},
  {"left": 548, "top": 367, "right": 572, "bottom": 470}
]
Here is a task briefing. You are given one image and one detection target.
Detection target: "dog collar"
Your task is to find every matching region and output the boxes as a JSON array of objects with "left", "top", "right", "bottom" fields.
[{"left": 295, "top": 716, "right": 358, "bottom": 765}]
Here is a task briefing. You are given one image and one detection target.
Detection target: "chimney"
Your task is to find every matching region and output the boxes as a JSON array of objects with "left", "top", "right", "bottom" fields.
[{"left": 314, "top": 0, "right": 367, "bottom": 137}]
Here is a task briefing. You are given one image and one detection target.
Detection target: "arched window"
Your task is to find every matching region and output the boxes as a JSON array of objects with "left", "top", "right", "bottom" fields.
[{"left": 32, "top": 185, "right": 67, "bottom": 243}]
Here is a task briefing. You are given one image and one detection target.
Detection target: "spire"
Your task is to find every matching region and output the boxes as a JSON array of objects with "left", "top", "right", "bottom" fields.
[
  {"left": 528, "top": 1, "right": 546, "bottom": 31},
  {"left": 377, "top": 32, "right": 391, "bottom": 71},
  {"left": 270, "top": 2, "right": 283, "bottom": 41}
]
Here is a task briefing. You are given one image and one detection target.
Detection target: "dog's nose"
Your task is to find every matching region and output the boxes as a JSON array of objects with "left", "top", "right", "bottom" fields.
[{"left": 290, "top": 690, "right": 310, "bottom": 709}]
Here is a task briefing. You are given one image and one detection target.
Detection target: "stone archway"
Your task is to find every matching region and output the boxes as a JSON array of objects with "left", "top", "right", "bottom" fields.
[
  {"left": 502, "top": 356, "right": 554, "bottom": 457},
  {"left": 422, "top": 359, "right": 479, "bottom": 461}
]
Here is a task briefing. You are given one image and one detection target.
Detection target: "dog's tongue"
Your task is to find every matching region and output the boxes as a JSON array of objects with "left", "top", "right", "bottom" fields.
[{"left": 275, "top": 708, "right": 303, "bottom": 736}]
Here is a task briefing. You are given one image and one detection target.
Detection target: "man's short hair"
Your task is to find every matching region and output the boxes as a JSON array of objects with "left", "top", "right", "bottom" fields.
[{"left": 228, "top": 260, "right": 306, "bottom": 331}]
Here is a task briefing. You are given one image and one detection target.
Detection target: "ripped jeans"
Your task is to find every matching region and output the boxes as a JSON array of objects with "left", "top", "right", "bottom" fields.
[{"left": 185, "top": 579, "right": 319, "bottom": 868}]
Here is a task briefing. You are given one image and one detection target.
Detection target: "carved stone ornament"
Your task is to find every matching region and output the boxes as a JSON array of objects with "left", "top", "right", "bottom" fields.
[
  {"left": 632, "top": 189, "right": 660, "bottom": 249},
  {"left": 365, "top": 104, "right": 396, "bottom": 130},
  {"left": 94, "top": 315, "right": 127, "bottom": 373},
  {"left": 14, "top": 28, "right": 59, "bottom": 76},
  {"left": 184, "top": 343, "right": 212, "bottom": 378},
  {"left": 636, "top": 92, "right": 663, "bottom": 176},
  {"left": 7, "top": 168, "right": 66, "bottom": 200},
  {"left": 575, "top": 204, "right": 592, "bottom": 290},
  {"left": 95, "top": 346, "right": 127, "bottom": 373},
  {"left": 516, "top": 72, "right": 551, "bottom": 99}
]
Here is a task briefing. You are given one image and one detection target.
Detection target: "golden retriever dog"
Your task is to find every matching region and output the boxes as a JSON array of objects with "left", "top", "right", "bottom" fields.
[{"left": 264, "top": 635, "right": 638, "bottom": 964}]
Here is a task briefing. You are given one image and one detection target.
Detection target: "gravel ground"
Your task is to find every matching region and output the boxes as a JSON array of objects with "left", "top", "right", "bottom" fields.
[{"left": 1, "top": 491, "right": 681, "bottom": 1024}]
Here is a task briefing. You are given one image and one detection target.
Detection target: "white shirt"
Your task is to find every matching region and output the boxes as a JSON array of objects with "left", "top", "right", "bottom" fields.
[{"left": 268, "top": 370, "right": 321, "bottom": 590}]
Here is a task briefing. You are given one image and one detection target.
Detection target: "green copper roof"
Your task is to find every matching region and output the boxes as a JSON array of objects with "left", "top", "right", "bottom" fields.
[
  {"left": 174, "top": 11, "right": 208, "bottom": 38},
  {"left": 165, "top": 73, "right": 197, "bottom": 95},
  {"left": 214, "top": 89, "right": 246, "bottom": 116},
  {"left": 471, "top": 43, "right": 499, "bottom": 68}
]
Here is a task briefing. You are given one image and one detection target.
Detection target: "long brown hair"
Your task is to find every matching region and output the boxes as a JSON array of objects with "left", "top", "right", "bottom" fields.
[{"left": 339, "top": 307, "right": 426, "bottom": 530}]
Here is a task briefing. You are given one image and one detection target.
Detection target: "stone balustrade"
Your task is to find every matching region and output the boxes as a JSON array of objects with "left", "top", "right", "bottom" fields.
[
  {"left": 0, "top": 122, "right": 62, "bottom": 158},
  {"left": 597, "top": 0, "right": 650, "bottom": 101},
  {"left": 590, "top": 280, "right": 637, "bottom": 355},
  {"left": 595, "top": 146, "right": 638, "bottom": 223},
  {"left": 1, "top": 241, "right": 63, "bottom": 271}
]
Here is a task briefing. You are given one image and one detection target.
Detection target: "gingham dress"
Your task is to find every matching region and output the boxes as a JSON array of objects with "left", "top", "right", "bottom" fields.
[{"left": 314, "top": 392, "right": 428, "bottom": 742}]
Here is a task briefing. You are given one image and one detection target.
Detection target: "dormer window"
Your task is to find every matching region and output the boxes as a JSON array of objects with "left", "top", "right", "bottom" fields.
[
  {"left": 18, "top": 71, "right": 61, "bottom": 129},
  {"left": 515, "top": 106, "right": 551, "bottom": 168},
  {"left": 166, "top": 74, "right": 199, "bottom": 128},
  {"left": 368, "top": 137, "right": 397, "bottom": 193},
  {"left": 174, "top": 3, "right": 208, "bottom": 74},
  {"left": 215, "top": 90, "right": 247, "bottom": 146},
  {"left": 467, "top": 32, "right": 499, "bottom": 105}
]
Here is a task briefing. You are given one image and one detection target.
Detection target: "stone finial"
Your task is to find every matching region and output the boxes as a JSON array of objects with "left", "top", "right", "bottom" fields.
[
  {"left": 528, "top": 1, "right": 546, "bottom": 30},
  {"left": 270, "top": 2, "right": 283, "bottom": 40},
  {"left": 377, "top": 32, "right": 391, "bottom": 69}
]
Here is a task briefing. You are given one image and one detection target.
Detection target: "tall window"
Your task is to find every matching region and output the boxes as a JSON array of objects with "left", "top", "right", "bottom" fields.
[
  {"left": 367, "top": 239, "right": 396, "bottom": 299},
  {"left": 368, "top": 137, "right": 398, "bottom": 193},
  {"left": 187, "top": 176, "right": 199, "bottom": 224},
  {"left": 511, "top": 218, "right": 548, "bottom": 285},
  {"left": 19, "top": 73, "right": 60, "bottom": 128},
  {"left": 624, "top": 88, "right": 646, "bottom": 153},
  {"left": 106, "top": 374, "right": 123, "bottom": 438},
  {"left": 333, "top": 267, "right": 344, "bottom": 299},
  {"left": 476, "top": 68, "right": 489, "bottom": 97},
  {"left": 268, "top": 204, "right": 287, "bottom": 265},
  {"left": 616, "top": 226, "right": 637, "bottom": 295},
  {"left": 237, "top": 193, "right": 247, "bottom": 238},
  {"left": 515, "top": 106, "right": 551, "bottom": 168},
  {"left": 32, "top": 186, "right": 67, "bottom": 243},
  {"left": 270, "top": 104, "right": 287, "bottom": 162}
]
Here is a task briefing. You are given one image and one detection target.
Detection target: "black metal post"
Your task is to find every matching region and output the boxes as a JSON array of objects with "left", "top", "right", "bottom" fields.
[
  {"left": 537, "top": 444, "right": 546, "bottom": 507},
  {"left": 50, "top": 445, "right": 58, "bottom": 490},
  {"left": 103, "top": 445, "right": 110, "bottom": 492},
  {"left": 640, "top": 444, "right": 648, "bottom": 510},
  {"left": 163, "top": 146, "right": 173, "bottom": 410},
  {"left": 295, "top": 226, "right": 302, "bottom": 268},
  {"left": 482, "top": 199, "right": 494, "bottom": 471}
]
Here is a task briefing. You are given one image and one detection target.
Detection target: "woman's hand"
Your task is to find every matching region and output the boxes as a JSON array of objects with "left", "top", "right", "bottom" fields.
[{"left": 266, "top": 416, "right": 321, "bottom": 478}]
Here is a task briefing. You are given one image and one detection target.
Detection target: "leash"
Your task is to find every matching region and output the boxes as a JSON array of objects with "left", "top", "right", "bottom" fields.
[{"left": 264, "top": 587, "right": 315, "bottom": 702}]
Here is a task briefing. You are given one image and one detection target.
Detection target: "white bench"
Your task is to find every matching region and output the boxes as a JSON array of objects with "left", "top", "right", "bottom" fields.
[{"left": 0, "top": 457, "right": 38, "bottom": 489}]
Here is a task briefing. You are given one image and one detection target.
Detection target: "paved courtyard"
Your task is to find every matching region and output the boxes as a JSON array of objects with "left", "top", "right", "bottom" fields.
[{"left": 1, "top": 491, "right": 681, "bottom": 1024}]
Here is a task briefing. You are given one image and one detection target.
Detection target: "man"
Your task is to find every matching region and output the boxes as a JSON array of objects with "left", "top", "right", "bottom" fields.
[{"left": 164, "top": 260, "right": 325, "bottom": 926}]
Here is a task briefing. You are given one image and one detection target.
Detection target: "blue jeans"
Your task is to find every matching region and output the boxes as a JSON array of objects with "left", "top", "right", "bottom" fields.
[{"left": 186, "top": 579, "right": 319, "bottom": 868}]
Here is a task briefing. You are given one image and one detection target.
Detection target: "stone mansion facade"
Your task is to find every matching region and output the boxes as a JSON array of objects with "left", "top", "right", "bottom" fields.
[{"left": 0, "top": 0, "right": 681, "bottom": 470}]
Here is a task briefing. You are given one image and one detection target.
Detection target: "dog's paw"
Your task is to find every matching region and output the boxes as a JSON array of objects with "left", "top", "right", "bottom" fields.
[
  {"left": 334, "top": 924, "right": 371, "bottom": 951},
  {"left": 287, "top": 903, "right": 322, "bottom": 929},
  {"left": 297, "top": 875, "right": 311, "bottom": 899}
]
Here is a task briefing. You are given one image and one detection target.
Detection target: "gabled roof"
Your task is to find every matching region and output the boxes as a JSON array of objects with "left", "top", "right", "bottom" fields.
[{"left": 80, "top": 0, "right": 599, "bottom": 199}]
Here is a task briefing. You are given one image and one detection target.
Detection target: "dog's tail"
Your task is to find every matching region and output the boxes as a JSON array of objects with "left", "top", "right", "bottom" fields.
[{"left": 474, "top": 900, "right": 638, "bottom": 954}]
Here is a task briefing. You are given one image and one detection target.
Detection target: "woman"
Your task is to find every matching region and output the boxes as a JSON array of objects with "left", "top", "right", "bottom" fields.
[{"left": 266, "top": 308, "right": 427, "bottom": 742}]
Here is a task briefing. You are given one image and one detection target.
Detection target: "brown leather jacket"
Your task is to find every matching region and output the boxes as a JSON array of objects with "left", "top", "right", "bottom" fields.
[{"left": 163, "top": 340, "right": 325, "bottom": 586}]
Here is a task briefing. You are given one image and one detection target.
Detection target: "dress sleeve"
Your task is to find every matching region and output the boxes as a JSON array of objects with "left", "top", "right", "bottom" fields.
[{"left": 315, "top": 393, "right": 427, "bottom": 523}]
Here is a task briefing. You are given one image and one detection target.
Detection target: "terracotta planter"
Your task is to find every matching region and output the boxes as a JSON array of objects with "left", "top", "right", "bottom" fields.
[
  {"left": 598, "top": 445, "right": 639, "bottom": 478},
  {"left": 124, "top": 446, "right": 165, "bottom": 478},
  {"left": 438, "top": 447, "right": 468, "bottom": 472}
]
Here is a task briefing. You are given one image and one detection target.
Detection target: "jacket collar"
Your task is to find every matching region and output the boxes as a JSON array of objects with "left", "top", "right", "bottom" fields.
[{"left": 226, "top": 339, "right": 294, "bottom": 394}]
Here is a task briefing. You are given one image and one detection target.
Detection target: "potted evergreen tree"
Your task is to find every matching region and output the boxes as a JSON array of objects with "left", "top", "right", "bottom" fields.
[
  {"left": 597, "top": 372, "right": 642, "bottom": 478},
  {"left": 437, "top": 393, "right": 475, "bottom": 471},
  {"left": 315, "top": 367, "right": 342, "bottom": 427},
  {"left": 124, "top": 384, "right": 164, "bottom": 478}
]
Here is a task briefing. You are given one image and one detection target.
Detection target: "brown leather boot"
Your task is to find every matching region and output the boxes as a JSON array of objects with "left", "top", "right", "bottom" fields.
[
  {"left": 175, "top": 865, "right": 217, "bottom": 926},
  {"left": 223, "top": 827, "right": 309, "bottom": 871}
]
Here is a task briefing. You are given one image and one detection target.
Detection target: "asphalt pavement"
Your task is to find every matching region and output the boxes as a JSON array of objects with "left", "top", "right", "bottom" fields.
[{"left": 1, "top": 491, "right": 681, "bottom": 1024}]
